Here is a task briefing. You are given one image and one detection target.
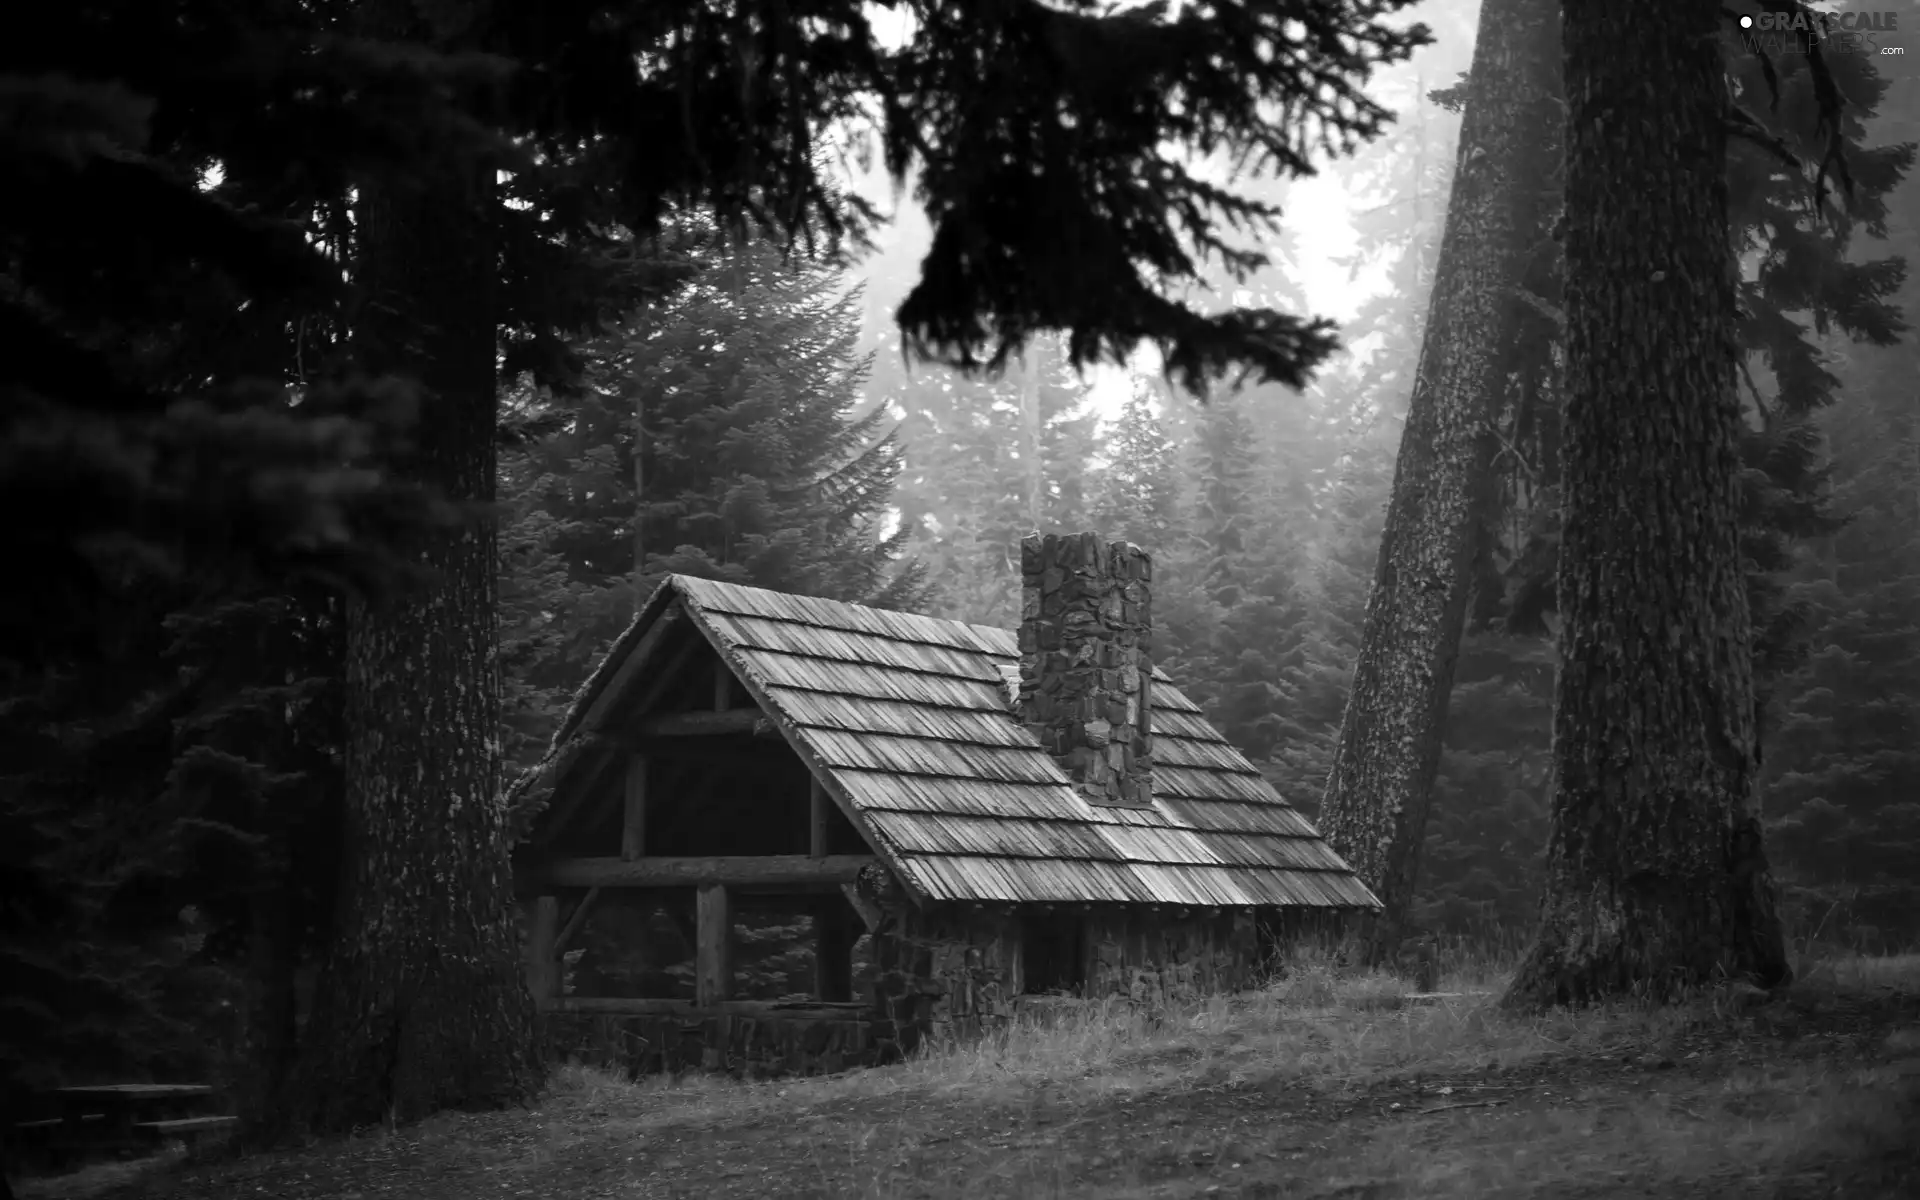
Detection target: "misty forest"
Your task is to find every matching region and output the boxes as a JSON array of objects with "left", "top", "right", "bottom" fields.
[{"left": 4, "top": 0, "right": 1918, "bottom": 1197}]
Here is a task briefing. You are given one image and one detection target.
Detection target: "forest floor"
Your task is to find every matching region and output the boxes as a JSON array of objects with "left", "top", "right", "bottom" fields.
[{"left": 18, "top": 952, "right": 1920, "bottom": 1200}]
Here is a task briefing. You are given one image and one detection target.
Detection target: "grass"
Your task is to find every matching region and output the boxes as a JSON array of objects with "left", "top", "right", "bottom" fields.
[{"left": 17, "top": 949, "right": 1920, "bottom": 1199}]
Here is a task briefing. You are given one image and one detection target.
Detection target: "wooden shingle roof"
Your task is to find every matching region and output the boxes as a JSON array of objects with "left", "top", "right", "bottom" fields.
[{"left": 513, "top": 574, "right": 1379, "bottom": 910}]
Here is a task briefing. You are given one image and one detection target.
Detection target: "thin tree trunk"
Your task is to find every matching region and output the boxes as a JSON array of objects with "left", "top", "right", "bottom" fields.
[
  {"left": 634, "top": 389, "right": 647, "bottom": 617},
  {"left": 1315, "top": 0, "right": 1561, "bottom": 959},
  {"left": 1020, "top": 348, "right": 1043, "bottom": 530},
  {"left": 280, "top": 10, "right": 539, "bottom": 1130},
  {"left": 1503, "top": 0, "right": 1790, "bottom": 1008}
]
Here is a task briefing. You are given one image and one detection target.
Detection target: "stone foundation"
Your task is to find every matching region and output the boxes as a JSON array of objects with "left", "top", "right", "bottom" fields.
[
  {"left": 871, "top": 904, "right": 1263, "bottom": 1040},
  {"left": 870, "top": 906, "right": 1022, "bottom": 1049},
  {"left": 543, "top": 902, "right": 1329, "bottom": 1077},
  {"left": 541, "top": 1010, "right": 904, "bottom": 1078},
  {"left": 1086, "top": 908, "right": 1260, "bottom": 1004}
]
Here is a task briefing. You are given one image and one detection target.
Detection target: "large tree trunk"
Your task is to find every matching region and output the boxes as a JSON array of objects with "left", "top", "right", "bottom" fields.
[
  {"left": 1503, "top": 0, "right": 1790, "bottom": 1008},
  {"left": 280, "top": 15, "right": 540, "bottom": 1130},
  {"left": 1315, "top": 0, "right": 1560, "bottom": 958}
]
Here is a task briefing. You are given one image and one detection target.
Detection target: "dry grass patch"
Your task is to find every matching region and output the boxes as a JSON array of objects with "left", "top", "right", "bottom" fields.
[
  {"left": 19, "top": 948, "right": 1918, "bottom": 1200},
  {"left": 528, "top": 954, "right": 1727, "bottom": 1134},
  {"left": 1806, "top": 950, "right": 1920, "bottom": 992}
]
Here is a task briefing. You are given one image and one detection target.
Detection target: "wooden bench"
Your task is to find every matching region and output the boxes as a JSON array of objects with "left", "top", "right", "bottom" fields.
[
  {"left": 7, "top": 1084, "right": 232, "bottom": 1167},
  {"left": 132, "top": 1115, "right": 238, "bottom": 1139}
]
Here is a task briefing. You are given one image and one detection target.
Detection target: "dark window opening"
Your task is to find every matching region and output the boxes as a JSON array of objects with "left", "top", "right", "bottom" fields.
[{"left": 1022, "top": 912, "right": 1086, "bottom": 995}]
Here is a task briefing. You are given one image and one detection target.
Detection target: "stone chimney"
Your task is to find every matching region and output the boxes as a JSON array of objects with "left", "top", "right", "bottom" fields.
[{"left": 1017, "top": 532, "right": 1154, "bottom": 809}]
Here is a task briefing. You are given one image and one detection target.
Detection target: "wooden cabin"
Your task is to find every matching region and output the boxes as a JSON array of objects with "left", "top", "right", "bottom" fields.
[{"left": 506, "top": 532, "right": 1378, "bottom": 1076}]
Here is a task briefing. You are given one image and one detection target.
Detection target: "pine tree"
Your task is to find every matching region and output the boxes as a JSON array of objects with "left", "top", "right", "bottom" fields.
[
  {"left": 0, "top": 601, "right": 184, "bottom": 1126},
  {"left": 500, "top": 241, "right": 931, "bottom": 764},
  {"left": 1765, "top": 373, "right": 1920, "bottom": 943},
  {"left": 1761, "top": 31, "right": 1919, "bottom": 946},
  {"left": 1084, "top": 381, "right": 1227, "bottom": 716},
  {"left": 155, "top": 587, "right": 347, "bottom": 1123},
  {"left": 1258, "top": 53, "right": 1459, "bottom": 819},
  {"left": 1189, "top": 396, "right": 1265, "bottom": 604},
  {"left": 893, "top": 334, "right": 1103, "bottom": 626},
  {"left": 1505, "top": 0, "right": 1790, "bottom": 1007},
  {"left": 1387, "top": 5, "right": 1907, "bottom": 946},
  {"left": 1316, "top": 0, "right": 1561, "bottom": 957},
  {"left": 1091, "top": 381, "right": 1184, "bottom": 552},
  {"left": 1, "top": 1, "right": 463, "bottom": 1150}
]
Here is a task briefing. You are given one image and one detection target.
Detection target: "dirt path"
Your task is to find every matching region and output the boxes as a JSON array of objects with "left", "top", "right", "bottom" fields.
[{"left": 26, "top": 985, "right": 1920, "bottom": 1200}]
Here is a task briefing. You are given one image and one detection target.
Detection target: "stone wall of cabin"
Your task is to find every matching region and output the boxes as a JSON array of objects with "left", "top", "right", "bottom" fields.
[
  {"left": 1084, "top": 908, "right": 1260, "bottom": 1005},
  {"left": 870, "top": 906, "right": 1023, "bottom": 1050},
  {"left": 869, "top": 904, "right": 1265, "bottom": 1047}
]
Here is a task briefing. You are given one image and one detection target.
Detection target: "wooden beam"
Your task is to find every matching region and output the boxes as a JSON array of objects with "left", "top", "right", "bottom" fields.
[
  {"left": 636, "top": 709, "right": 773, "bottom": 737},
  {"left": 552, "top": 886, "right": 602, "bottom": 956},
  {"left": 546, "top": 996, "right": 869, "bottom": 1019},
  {"left": 525, "top": 896, "right": 559, "bottom": 1005},
  {"left": 537, "top": 633, "right": 704, "bottom": 846},
  {"left": 713, "top": 660, "right": 731, "bottom": 709},
  {"left": 809, "top": 776, "right": 831, "bottom": 858},
  {"left": 546, "top": 854, "right": 875, "bottom": 889},
  {"left": 695, "top": 883, "right": 732, "bottom": 1007},
  {"left": 577, "top": 607, "right": 685, "bottom": 733},
  {"left": 634, "top": 737, "right": 792, "bottom": 767},
  {"left": 621, "top": 755, "right": 647, "bottom": 859},
  {"left": 815, "top": 898, "right": 854, "bottom": 1002},
  {"left": 548, "top": 996, "right": 693, "bottom": 1016}
]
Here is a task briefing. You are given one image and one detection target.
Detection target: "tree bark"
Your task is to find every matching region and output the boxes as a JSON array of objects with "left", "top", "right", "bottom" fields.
[
  {"left": 279, "top": 8, "right": 539, "bottom": 1130},
  {"left": 1503, "top": 0, "right": 1790, "bottom": 1008},
  {"left": 1316, "top": 0, "right": 1561, "bottom": 959}
]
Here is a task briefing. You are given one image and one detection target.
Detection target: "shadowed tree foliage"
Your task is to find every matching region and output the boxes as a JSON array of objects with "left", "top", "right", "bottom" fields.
[
  {"left": 1759, "top": 18, "right": 1919, "bottom": 947},
  {"left": 0, "top": 1, "right": 472, "bottom": 1157}
]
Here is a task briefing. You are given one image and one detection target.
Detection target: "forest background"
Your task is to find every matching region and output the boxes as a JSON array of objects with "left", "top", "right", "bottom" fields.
[
  {"left": 7, "top": 0, "right": 1915, "bottom": 1108},
  {"left": 500, "top": 0, "right": 1918, "bottom": 948}
]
